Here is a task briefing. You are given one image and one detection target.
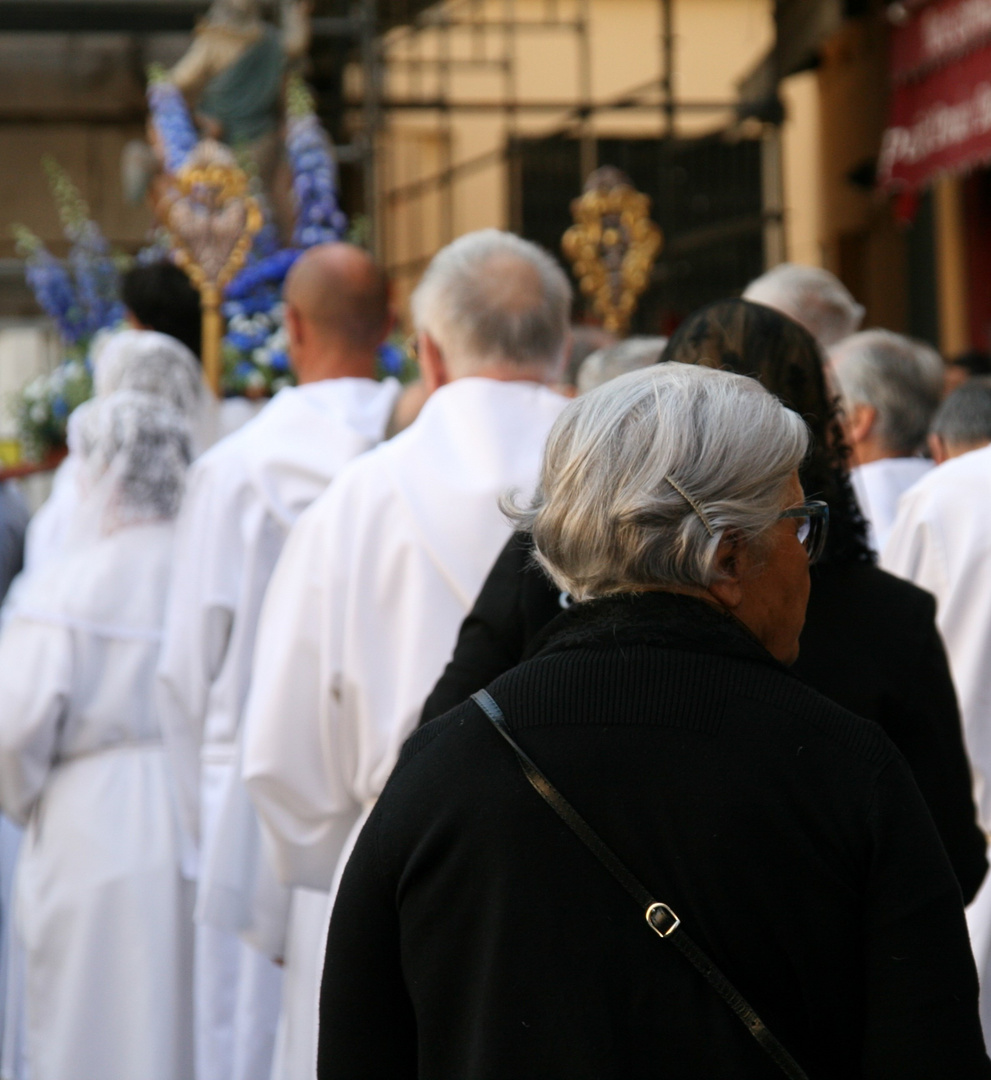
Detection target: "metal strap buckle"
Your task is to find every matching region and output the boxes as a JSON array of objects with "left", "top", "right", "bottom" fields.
[{"left": 646, "top": 901, "right": 681, "bottom": 938}]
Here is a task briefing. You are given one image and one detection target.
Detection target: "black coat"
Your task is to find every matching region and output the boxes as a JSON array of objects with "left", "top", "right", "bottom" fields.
[
  {"left": 421, "top": 533, "right": 988, "bottom": 903},
  {"left": 321, "top": 592, "right": 991, "bottom": 1080}
]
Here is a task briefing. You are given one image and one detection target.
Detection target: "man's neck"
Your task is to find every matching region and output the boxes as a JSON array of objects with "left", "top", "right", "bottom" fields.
[
  {"left": 295, "top": 351, "right": 377, "bottom": 386},
  {"left": 448, "top": 360, "right": 559, "bottom": 387},
  {"left": 850, "top": 438, "right": 897, "bottom": 467}
]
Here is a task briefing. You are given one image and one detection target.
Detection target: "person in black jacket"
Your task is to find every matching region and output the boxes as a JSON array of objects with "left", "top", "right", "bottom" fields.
[
  {"left": 321, "top": 364, "right": 991, "bottom": 1079},
  {"left": 421, "top": 298, "right": 988, "bottom": 905}
]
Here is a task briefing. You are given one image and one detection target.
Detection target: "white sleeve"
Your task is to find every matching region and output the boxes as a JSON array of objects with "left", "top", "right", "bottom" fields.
[
  {"left": 156, "top": 465, "right": 242, "bottom": 844},
  {"left": 242, "top": 494, "right": 359, "bottom": 892},
  {"left": 0, "top": 616, "right": 72, "bottom": 825},
  {"left": 21, "top": 457, "right": 78, "bottom": 576}
]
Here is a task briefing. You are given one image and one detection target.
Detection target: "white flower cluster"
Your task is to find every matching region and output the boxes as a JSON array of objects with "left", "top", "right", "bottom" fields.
[{"left": 15, "top": 357, "right": 94, "bottom": 459}]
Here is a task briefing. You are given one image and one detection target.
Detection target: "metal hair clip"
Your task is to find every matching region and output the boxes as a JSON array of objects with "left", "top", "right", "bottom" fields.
[{"left": 664, "top": 474, "right": 716, "bottom": 538}]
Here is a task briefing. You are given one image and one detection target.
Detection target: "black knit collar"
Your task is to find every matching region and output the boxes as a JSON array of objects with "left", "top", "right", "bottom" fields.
[{"left": 527, "top": 589, "right": 790, "bottom": 675}]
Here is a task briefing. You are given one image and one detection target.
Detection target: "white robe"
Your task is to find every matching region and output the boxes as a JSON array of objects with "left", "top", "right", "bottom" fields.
[
  {"left": 851, "top": 456, "right": 933, "bottom": 553},
  {"left": 156, "top": 378, "right": 400, "bottom": 1080},
  {"left": 242, "top": 376, "right": 568, "bottom": 1078},
  {"left": 881, "top": 445, "right": 991, "bottom": 1050},
  {"left": 0, "top": 523, "right": 194, "bottom": 1080},
  {"left": 20, "top": 455, "right": 79, "bottom": 578},
  {"left": 882, "top": 444, "right": 991, "bottom": 826}
]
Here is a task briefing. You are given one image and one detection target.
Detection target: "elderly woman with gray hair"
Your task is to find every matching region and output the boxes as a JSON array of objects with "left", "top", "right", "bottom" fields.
[{"left": 318, "top": 364, "right": 989, "bottom": 1080}]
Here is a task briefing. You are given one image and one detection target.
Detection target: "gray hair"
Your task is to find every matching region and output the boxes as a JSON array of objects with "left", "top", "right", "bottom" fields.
[
  {"left": 931, "top": 377, "right": 991, "bottom": 448},
  {"left": 743, "top": 263, "right": 864, "bottom": 348},
  {"left": 507, "top": 364, "right": 809, "bottom": 600},
  {"left": 576, "top": 336, "right": 667, "bottom": 394},
  {"left": 410, "top": 229, "right": 572, "bottom": 375},
  {"left": 829, "top": 330, "right": 944, "bottom": 456}
]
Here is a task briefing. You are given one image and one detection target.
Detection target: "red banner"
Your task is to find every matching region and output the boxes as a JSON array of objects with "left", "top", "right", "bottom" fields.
[
  {"left": 891, "top": 0, "right": 991, "bottom": 84},
  {"left": 880, "top": 19, "right": 991, "bottom": 189}
]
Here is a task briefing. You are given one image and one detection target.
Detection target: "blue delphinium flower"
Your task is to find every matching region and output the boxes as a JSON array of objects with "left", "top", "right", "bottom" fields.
[
  {"left": 225, "top": 250, "right": 301, "bottom": 301},
  {"left": 21, "top": 244, "right": 88, "bottom": 343},
  {"left": 377, "top": 342, "right": 405, "bottom": 376},
  {"left": 67, "top": 226, "right": 125, "bottom": 338},
  {"left": 147, "top": 72, "right": 198, "bottom": 174},
  {"left": 286, "top": 105, "right": 349, "bottom": 247}
]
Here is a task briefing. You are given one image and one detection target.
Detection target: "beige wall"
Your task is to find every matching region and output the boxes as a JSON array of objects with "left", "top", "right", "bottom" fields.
[
  {"left": 367, "top": 0, "right": 774, "bottom": 315},
  {"left": 0, "top": 34, "right": 187, "bottom": 263},
  {"left": 815, "top": 18, "right": 906, "bottom": 333},
  {"left": 779, "top": 70, "right": 821, "bottom": 268}
]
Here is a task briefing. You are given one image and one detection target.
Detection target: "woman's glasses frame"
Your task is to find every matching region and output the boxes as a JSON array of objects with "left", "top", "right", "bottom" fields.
[{"left": 779, "top": 501, "right": 829, "bottom": 565}]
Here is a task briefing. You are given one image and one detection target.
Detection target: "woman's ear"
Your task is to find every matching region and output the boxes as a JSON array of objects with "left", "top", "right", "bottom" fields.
[{"left": 706, "top": 532, "right": 746, "bottom": 611}]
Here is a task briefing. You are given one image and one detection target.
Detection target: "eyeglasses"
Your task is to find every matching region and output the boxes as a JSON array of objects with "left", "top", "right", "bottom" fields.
[{"left": 778, "top": 501, "right": 829, "bottom": 565}]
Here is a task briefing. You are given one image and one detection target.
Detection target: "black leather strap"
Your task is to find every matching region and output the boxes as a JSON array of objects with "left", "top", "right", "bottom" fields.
[{"left": 472, "top": 689, "right": 810, "bottom": 1080}]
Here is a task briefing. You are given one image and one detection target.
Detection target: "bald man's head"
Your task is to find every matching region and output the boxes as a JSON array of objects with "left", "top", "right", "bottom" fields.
[{"left": 284, "top": 243, "right": 390, "bottom": 354}]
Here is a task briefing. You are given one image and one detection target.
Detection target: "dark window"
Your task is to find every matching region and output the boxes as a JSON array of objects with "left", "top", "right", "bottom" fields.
[{"left": 513, "top": 133, "right": 765, "bottom": 334}]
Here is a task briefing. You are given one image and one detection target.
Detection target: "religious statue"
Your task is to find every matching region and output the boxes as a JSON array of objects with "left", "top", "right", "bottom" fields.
[{"left": 168, "top": 0, "right": 311, "bottom": 223}]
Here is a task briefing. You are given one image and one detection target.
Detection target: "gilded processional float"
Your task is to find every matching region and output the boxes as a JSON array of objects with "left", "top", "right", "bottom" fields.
[
  {"left": 8, "top": 0, "right": 390, "bottom": 463},
  {"left": 8, "top": 0, "right": 663, "bottom": 464}
]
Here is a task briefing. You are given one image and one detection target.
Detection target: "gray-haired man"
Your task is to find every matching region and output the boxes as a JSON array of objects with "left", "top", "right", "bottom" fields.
[
  {"left": 829, "top": 329, "right": 944, "bottom": 552},
  {"left": 241, "top": 230, "right": 572, "bottom": 1076},
  {"left": 929, "top": 378, "right": 991, "bottom": 464}
]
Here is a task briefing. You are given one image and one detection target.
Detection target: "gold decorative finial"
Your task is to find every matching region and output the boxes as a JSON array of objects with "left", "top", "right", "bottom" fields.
[
  {"left": 157, "top": 140, "right": 263, "bottom": 396},
  {"left": 562, "top": 166, "right": 663, "bottom": 335}
]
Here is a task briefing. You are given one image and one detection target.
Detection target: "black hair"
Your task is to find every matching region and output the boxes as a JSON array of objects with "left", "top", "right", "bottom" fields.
[
  {"left": 949, "top": 350, "right": 991, "bottom": 377},
  {"left": 121, "top": 261, "right": 202, "bottom": 360},
  {"left": 662, "top": 298, "right": 874, "bottom": 567}
]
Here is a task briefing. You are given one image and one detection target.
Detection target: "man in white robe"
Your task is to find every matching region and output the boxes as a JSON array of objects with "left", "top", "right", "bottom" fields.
[
  {"left": 928, "top": 377, "right": 991, "bottom": 464},
  {"left": 742, "top": 262, "right": 864, "bottom": 350},
  {"left": 156, "top": 244, "right": 399, "bottom": 1080},
  {"left": 883, "top": 443, "right": 991, "bottom": 1049},
  {"left": 241, "top": 229, "right": 572, "bottom": 1079},
  {"left": 829, "top": 330, "right": 943, "bottom": 553}
]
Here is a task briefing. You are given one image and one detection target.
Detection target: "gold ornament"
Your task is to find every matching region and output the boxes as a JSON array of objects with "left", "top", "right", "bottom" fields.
[
  {"left": 157, "top": 140, "right": 263, "bottom": 395},
  {"left": 562, "top": 167, "right": 663, "bottom": 335}
]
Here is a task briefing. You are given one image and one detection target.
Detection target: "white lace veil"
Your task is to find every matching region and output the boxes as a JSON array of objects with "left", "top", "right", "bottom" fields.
[
  {"left": 94, "top": 329, "right": 205, "bottom": 420},
  {"left": 66, "top": 396, "right": 103, "bottom": 460},
  {"left": 2, "top": 390, "right": 192, "bottom": 626},
  {"left": 66, "top": 389, "right": 193, "bottom": 548}
]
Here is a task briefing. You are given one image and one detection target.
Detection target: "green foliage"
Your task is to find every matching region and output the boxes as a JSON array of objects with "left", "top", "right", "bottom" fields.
[
  {"left": 346, "top": 214, "right": 372, "bottom": 250},
  {"left": 286, "top": 73, "right": 316, "bottom": 120},
  {"left": 42, "top": 157, "right": 92, "bottom": 240},
  {"left": 11, "top": 224, "right": 42, "bottom": 257}
]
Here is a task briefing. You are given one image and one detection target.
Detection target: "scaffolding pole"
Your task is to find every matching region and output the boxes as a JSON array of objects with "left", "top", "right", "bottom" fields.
[{"left": 359, "top": 0, "right": 383, "bottom": 258}]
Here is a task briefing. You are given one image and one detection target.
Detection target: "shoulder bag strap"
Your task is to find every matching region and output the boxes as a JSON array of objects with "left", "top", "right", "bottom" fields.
[{"left": 472, "top": 689, "right": 809, "bottom": 1080}]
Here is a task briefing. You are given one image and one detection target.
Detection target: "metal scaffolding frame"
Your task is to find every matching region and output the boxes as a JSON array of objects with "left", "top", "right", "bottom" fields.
[
  {"left": 0, "top": 0, "right": 777, "bottom": 276},
  {"left": 338, "top": 0, "right": 758, "bottom": 278}
]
